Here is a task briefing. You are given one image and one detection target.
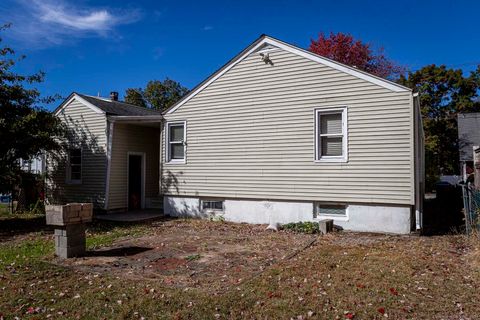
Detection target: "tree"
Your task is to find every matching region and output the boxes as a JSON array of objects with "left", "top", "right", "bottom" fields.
[
  {"left": 124, "top": 88, "right": 146, "bottom": 108},
  {"left": 309, "top": 32, "right": 404, "bottom": 79},
  {"left": 0, "top": 24, "right": 65, "bottom": 194},
  {"left": 124, "top": 78, "right": 189, "bottom": 112},
  {"left": 398, "top": 64, "right": 480, "bottom": 188}
]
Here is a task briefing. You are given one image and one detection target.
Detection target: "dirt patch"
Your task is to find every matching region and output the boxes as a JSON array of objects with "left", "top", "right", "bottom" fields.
[
  {"left": 56, "top": 219, "right": 314, "bottom": 292},
  {"left": 151, "top": 257, "right": 187, "bottom": 271}
]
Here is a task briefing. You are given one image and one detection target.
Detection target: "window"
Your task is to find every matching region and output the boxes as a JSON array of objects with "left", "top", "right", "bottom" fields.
[
  {"left": 314, "top": 203, "right": 347, "bottom": 219},
  {"left": 315, "top": 107, "right": 347, "bottom": 162},
  {"left": 166, "top": 122, "right": 186, "bottom": 163},
  {"left": 67, "top": 148, "right": 82, "bottom": 183},
  {"left": 201, "top": 199, "right": 224, "bottom": 211}
]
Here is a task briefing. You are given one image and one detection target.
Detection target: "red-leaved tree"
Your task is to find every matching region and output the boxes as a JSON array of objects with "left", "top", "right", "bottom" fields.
[{"left": 309, "top": 32, "right": 404, "bottom": 79}]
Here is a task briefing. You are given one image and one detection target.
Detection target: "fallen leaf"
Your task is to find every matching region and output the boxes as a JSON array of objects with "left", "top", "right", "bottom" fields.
[{"left": 389, "top": 288, "right": 398, "bottom": 296}]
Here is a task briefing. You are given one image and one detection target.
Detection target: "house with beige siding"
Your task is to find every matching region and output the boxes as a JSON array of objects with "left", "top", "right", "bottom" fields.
[
  {"left": 48, "top": 92, "right": 163, "bottom": 212},
  {"left": 48, "top": 35, "right": 424, "bottom": 234}
]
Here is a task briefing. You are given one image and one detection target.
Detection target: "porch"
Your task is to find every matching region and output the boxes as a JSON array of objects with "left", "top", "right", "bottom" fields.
[{"left": 105, "top": 116, "right": 162, "bottom": 213}]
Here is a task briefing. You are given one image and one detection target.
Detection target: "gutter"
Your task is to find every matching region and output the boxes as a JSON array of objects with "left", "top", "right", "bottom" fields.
[{"left": 107, "top": 115, "right": 163, "bottom": 122}]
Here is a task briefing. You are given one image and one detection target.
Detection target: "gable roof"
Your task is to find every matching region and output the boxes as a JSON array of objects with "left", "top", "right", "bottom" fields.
[
  {"left": 458, "top": 112, "right": 480, "bottom": 161},
  {"left": 54, "top": 92, "right": 163, "bottom": 117},
  {"left": 164, "top": 34, "right": 411, "bottom": 115}
]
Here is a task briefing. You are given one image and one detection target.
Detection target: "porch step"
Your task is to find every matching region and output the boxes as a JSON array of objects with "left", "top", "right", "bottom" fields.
[{"left": 146, "top": 197, "right": 163, "bottom": 210}]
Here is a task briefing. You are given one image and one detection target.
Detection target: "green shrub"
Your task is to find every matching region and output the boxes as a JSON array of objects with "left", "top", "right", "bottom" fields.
[
  {"left": 29, "top": 199, "right": 45, "bottom": 215},
  {"left": 281, "top": 221, "right": 320, "bottom": 234}
]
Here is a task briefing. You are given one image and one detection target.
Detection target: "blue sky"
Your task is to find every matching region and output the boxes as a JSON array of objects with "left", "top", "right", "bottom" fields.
[{"left": 0, "top": 0, "right": 479, "bottom": 110}]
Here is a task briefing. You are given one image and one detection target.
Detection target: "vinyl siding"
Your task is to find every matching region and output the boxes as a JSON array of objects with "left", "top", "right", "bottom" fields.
[
  {"left": 162, "top": 48, "right": 414, "bottom": 205},
  {"left": 458, "top": 113, "right": 480, "bottom": 162},
  {"left": 47, "top": 99, "right": 107, "bottom": 207},
  {"left": 108, "top": 123, "right": 160, "bottom": 210}
]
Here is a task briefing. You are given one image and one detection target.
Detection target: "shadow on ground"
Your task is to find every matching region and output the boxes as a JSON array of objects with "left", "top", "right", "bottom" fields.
[
  {"left": 86, "top": 246, "right": 153, "bottom": 257},
  {"left": 0, "top": 215, "right": 52, "bottom": 240}
]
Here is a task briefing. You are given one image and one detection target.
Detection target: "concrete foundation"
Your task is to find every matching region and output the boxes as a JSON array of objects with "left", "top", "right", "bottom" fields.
[{"left": 164, "top": 196, "right": 412, "bottom": 234}]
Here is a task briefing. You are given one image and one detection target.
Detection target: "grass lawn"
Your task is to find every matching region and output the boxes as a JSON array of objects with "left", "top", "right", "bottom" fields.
[
  {"left": 0, "top": 203, "right": 11, "bottom": 215},
  {"left": 0, "top": 215, "right": 479, "bottom": 319}
]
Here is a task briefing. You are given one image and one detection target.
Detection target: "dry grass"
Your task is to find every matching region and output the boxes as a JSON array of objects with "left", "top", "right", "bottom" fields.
[{"left": 0, "top": 217, "right": 479, "bottom": 319}]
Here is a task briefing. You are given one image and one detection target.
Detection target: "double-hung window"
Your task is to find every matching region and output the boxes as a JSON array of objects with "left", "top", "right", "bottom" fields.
[
  {"left": 166, "top": 122, "right": 186, "bottom": 163},
  {"left": 315, "top": 107, "right": 347, "bottom": 162},
  {"left": 67, "top": 148, "right": 82, "bottom": 184}
]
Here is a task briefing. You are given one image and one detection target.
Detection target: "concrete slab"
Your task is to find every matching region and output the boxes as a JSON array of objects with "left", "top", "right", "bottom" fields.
[{"left": 95, "top": 210, "right": 164, "bottom": 222}]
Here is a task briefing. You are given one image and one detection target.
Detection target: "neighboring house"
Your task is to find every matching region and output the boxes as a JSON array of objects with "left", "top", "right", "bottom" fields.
[
  {"left": 20, "top": 154, "right": 45, "bottom": 174},
  {"left": 458, "top": 113, "right": 480, "bottom": 181},
  {"left": 47, "top": 92, "right": 163, "bottom": 211},
  {"left": 49, "top": 35, "right": 424, "bottom": 234}
]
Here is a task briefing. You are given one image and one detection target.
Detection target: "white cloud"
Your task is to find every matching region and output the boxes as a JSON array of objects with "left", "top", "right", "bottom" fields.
[
  {"left": 1, "top": 0, "right": 142, "bottom": 47},
  {"left": 203, "top": 25, "right": 214, "bottom": 31}
]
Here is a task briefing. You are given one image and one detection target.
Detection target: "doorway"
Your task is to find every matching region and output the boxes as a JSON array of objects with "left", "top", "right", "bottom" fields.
[{"left": 127, "top": 153, "right": 145, "bottom": 211}]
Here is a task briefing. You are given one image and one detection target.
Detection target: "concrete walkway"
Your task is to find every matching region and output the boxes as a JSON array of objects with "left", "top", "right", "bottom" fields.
[{"left": 95, "top": 210, "right": 164, "bottom": 222}]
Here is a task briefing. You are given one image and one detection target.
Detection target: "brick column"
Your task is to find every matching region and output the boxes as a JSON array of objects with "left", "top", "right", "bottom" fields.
[
  {"left": 54, "top": 224, "right": 86, "bottom": 258},
  {"left": 46, "top": 203, "right": 93, "bottom": 259}
]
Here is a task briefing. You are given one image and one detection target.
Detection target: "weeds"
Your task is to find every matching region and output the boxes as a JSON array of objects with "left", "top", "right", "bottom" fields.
[
  {"left": 185, "top": 254, "right": 201, "bottom": 261},
  {"left": 282, "top": 221, "right": 320, "bottom": 234}
]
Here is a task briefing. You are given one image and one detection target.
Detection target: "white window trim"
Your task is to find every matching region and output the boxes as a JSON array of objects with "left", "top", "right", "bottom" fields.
[
  {"left": 200, "top": 198, "right": 225, "bottom": 212},
  {"left": 66, "top": 148, "right": 82, "bottom": 185},
  {"left": 314, "top": 203, "right": 349, "bottom": 222},
  {"left": 165, "top": 121, "right": 187, "bottom": 164},
  {"left": 314, "top": 107, "right": 348, "bottom": 163}
]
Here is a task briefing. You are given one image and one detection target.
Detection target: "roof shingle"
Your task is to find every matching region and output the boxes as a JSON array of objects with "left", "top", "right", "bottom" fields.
[{"left": 77, "top": 94, "right": 162, "bottom": 116}]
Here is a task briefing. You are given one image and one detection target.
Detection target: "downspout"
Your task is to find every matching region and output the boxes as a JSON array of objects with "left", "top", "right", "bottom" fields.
[
  {"left": 159, "top": 119, "right": 163, "bottom": 196},
  {"left": 104, "top": 120, "right": 115, "bottom": 211},
  {"left": 412, "top": 91, "right": 423, "bottom": 231}
]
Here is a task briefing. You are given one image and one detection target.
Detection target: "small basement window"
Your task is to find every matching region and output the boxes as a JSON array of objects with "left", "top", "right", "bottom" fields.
[
  {"left": 314, "top": 203, "right": 347, "bottom": 219},
  {"left": 201, "top": 199, "right": 224, "bottom": 211}
]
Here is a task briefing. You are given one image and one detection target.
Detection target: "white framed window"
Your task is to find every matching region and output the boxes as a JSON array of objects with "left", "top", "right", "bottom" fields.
[
  {"left": 314, "top": 203, "right": 348, "bottom": 220},
  {"left": 201, "top": 199, "right": 224, "bottom": 212},
  {"left": 66, "top": 148, "right": 82, "bottom": 184},
  {"left": 315, "top": 107, "right": 348, "bottom": 162},
  {"left": 166, "top": 121, "right": 186, "bottom": 163}
]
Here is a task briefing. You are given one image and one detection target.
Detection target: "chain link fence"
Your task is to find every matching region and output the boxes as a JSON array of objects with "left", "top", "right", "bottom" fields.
[{"left": 461, "top": 183, "right": 480, "bottom": 235}]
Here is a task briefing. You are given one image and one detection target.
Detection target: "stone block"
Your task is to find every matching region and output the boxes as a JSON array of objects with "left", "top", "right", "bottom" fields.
[
  {"left": 53, "top": 224, "right": 86, "bottom": 258},
  {"left": 55, "top": 234, "right": 85, "bottom": 248},
  {"left": 46, "top": 203, "right": 93, "bottom": 226},
  {"left": 55, "top": 245, "right": 85, "bottom": 258},
  {"left": 319, "top": 219, "right": 334, "bottom": 235},
  {"left": 65, "top": 224, "right": 86, "bottom": 235},
  {"left": 54, "top": 228, "right": 65, "bottom": 236}
]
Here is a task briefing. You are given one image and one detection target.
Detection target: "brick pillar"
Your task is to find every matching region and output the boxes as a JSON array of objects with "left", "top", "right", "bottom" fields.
[{"left": 54, "top": 224, "right": 86, "bottom": 258}]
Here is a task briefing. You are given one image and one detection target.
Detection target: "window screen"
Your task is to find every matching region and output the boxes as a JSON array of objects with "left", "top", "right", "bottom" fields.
[
  {"left": 167, "top": 123, "right": 185, "bottom": 161},
  {"left": 316, "top": 108, "right": 347, "bottom": 160}
]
